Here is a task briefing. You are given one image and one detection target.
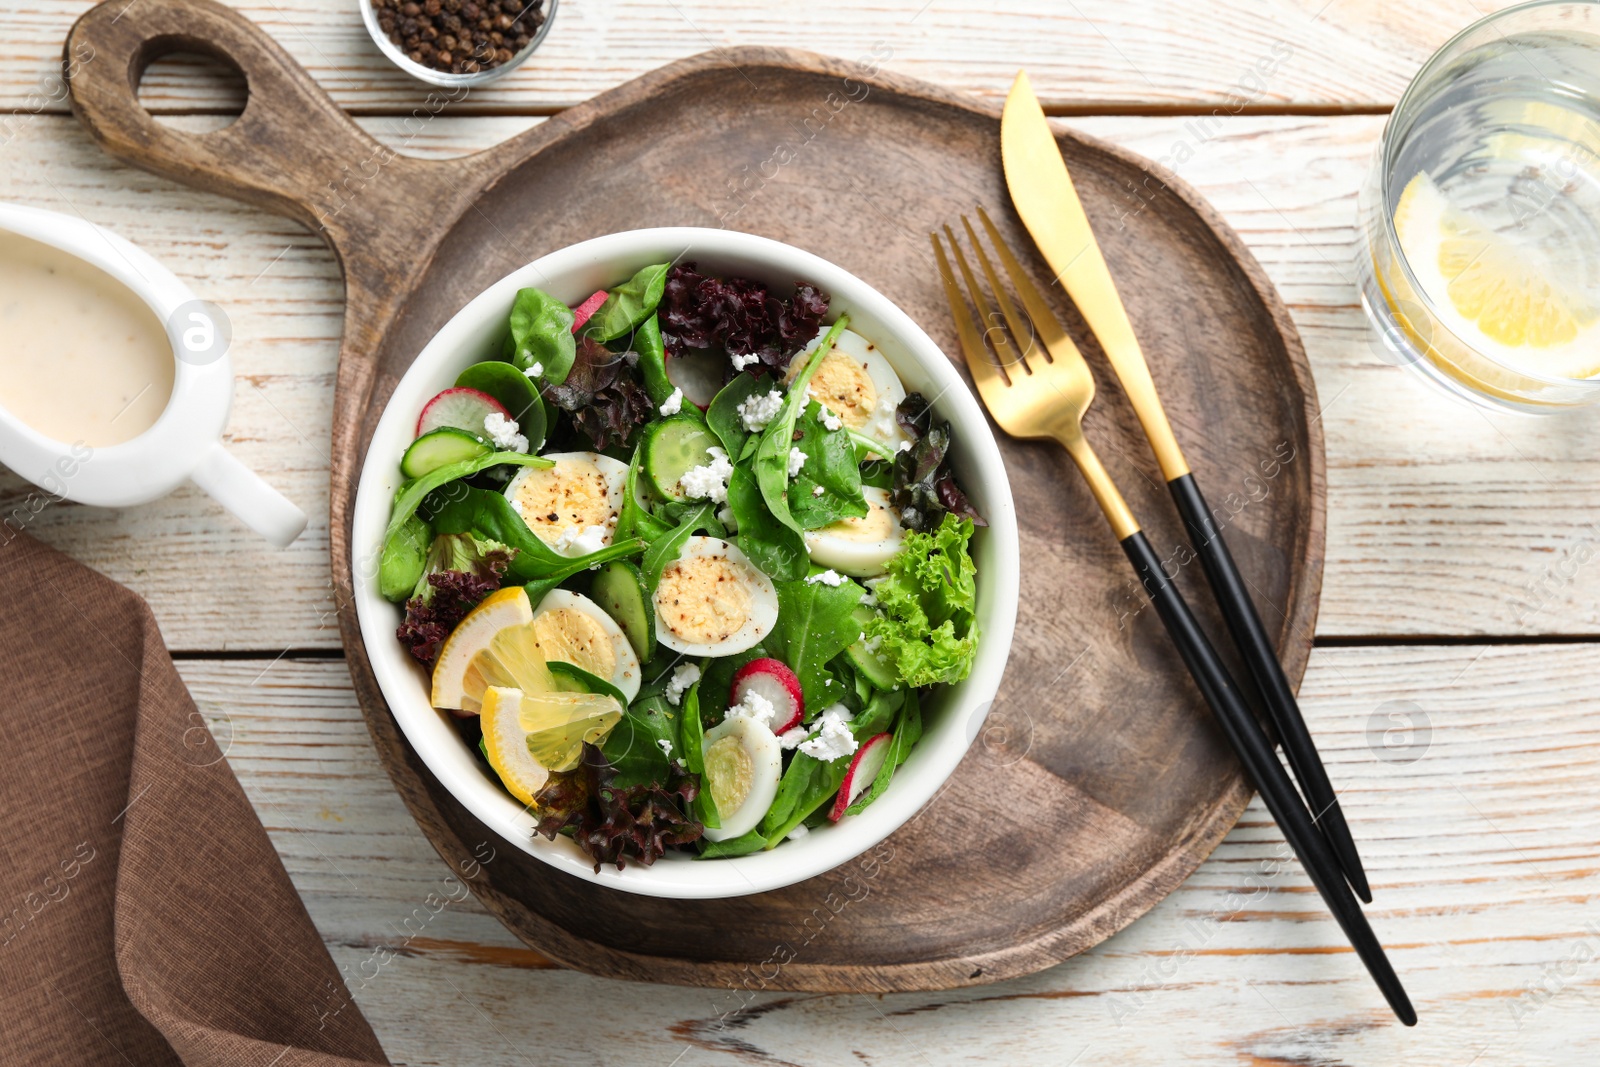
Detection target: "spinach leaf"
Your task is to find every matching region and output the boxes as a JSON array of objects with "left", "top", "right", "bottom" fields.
[
  {"left": 845, "top": 692, "right": 921, "bottom": 817},
  {"left": 760, "top": 751, "right": 849, "bottom": 844},
  {"left": 697, "top": 830, "right": 769, "bottom": 859},
  {"left": 631, "top": 313, "right": 675, "bottom": 405},
  {"left": 677, "top": 678, "right": 721, "bottom": 829},
  {"left": 586, "top": 263, "right": 669, "bottom": 343},
  {"left": 753, "top": 316, "right": 851, "bottom": 533},
  {"left": 849, "top": 686, "right": 905, "bottom": 738},
  {"left": 859, "top": 458, "right": 894, "bottom": 490},
  {"left": 642, "top": 501, "right": 715, "bottom": 588},
  {"left": 726, "top": 465, "right": 808, "bottom": 582},
  {"left": 768, "top": 573, "right": 868, "bottom": 710},
  {"left": 508, "top": 287, "right": 577, "bottom": 383},
  {"left": 705, "top": 371, "right": 766, "bottom": 459},
  {"left": 698, "top": 644, "right": 769, "bottom": 724},
  {"left": 384, "top": 451, "right": 550, "bottom": 546},
  {"left": 379, "top": 511, "right": 431, "bottom": 602},
  {"left": 601, "top": 694, "right": 678, "bottom": 788},
  {"left": 615, "top": 442, "right": 671, "bottom": 543},
  {"left": 425, "top": 483, "right": 642, "bottom": 582},
  {"left": 790, "top": 400, "right": 868, "bottom": 530}
]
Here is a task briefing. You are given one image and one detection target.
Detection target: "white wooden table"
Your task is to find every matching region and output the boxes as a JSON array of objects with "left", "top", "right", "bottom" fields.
[{"left": 7, "top": 2, "right": 1600, "bottom": 1062}]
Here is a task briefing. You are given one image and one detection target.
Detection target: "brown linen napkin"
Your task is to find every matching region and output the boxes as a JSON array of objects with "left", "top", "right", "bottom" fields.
[{"left": 0, "top": 533, "right": 388, "bottom": 1066}]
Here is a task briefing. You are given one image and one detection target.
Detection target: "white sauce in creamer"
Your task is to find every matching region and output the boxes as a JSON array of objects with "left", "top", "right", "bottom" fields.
[{"left": 0, "top": 232, "right": 174, "bottom": 447}]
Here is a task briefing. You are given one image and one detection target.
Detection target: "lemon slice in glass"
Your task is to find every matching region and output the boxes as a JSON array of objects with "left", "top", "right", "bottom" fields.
[{"left": 1394, "top": 172, "right": 1600, "bottom": 379}]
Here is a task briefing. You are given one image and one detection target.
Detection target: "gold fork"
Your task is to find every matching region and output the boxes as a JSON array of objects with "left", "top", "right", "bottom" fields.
[{"left": 932, "top": 209, "right": 1416, "bottom": 1027}]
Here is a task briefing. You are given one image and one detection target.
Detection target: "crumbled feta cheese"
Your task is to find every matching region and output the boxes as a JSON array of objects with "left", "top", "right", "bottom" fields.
[
  {"left": 523, "top": 361, "right": 545, "bottom": 379},
  {"left": 805, "top": 569, "right": 846, "bottom": 587},
  {"left": 788, "top": 447, "right": 808, "bottom": 477},
  {"left": 658, "top": 387, "right": 684, "bottom": 417},
  {"left": 725, "top": 689, "right": 779, "bottom": 730},
  {"left": 737, "top": 390, "right": 784, "bottom": 432},
  {"left": 786, "top": 823, "right": 810, "bottom": 840},
  {"left": 657, "top": 737, "right": 674, "bottom": 758},
  {"left": 862, "top": 634, "right": 883, "bottom": 654},
  {"left": 482, "top": 412, "right": 528, "bottom": 453},
  {"left": 778, "top": 726, "right": 808, "bottom": 751},
  {"left": 897, "top": 439, "right": 912, "bottom": 452},
  {"left": 553, "top": 524, "right": 609, "bottom": 555},
  {"left": 679, "top": 446, "right": 733, "bottom": 504},
  {"left": 729, "top": 350, "right": 761, "bottom": 372},
  {"left": 812, "top": 484, "right": 825, "bottom": 497},
  {"left": 664, "top": 663, "right": 701, "bottom": 707},
  {"left": 859, "top": 590, "right": 878, "bottom": 608},
  {"left": 819, "top": 406, "right": 843, "bottom": 431},
  {"left": 508, "top": 498, "right": 525, "bottom": 516},
  {"left": 716, "top": 505, "right": 737, "bottom": 529},
  {"left": 799, "top": 707, "right": 858, "bottom": 762}
]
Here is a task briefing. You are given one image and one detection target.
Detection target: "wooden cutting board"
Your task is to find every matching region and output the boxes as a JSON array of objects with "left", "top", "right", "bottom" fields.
[{"left": 67, "top": 0, "right": 1323, "bottom": 992}]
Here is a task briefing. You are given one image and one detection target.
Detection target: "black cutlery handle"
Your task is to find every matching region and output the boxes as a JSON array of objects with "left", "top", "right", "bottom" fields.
[
  {"left": 1167, "top": 473, "right": 1372, "bottom": 903},
  {"left": 1121, "top": 532, "right": 1416, "bottom": 1026}
]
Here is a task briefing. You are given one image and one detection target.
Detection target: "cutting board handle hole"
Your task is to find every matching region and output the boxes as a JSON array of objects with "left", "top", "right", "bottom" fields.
[{"left": 135, "top": 44, "right": 247, "bottom": 132}]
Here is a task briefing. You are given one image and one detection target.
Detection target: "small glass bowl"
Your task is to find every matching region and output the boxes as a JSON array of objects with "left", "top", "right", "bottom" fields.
[{"left": 359, "top": 0, "right": 558, "bottom": 89}]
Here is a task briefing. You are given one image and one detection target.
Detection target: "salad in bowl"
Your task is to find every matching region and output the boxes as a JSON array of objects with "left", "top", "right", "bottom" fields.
[{"left": 353, "top": 229, "right": 1017, "bottom": 897}]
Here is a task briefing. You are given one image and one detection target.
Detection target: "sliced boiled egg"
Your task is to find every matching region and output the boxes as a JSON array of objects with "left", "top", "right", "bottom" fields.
[
  {"left": 531, "top": 589, "right": 642, "bottom": 702},
  {"left": 804, "top": 486, "right": 904, "bottom": 577},
  {"left": 701, "top": 715, "right": 783, "bottom": 841},
  {"left": 653, "top": 536, "right": 779, "bottom": 657},
  {"left": 503, "top": 451, "right": 626, "bottom": 557},
  {"left": 788, "top": 327, "right": 910, "bottom": 450}
]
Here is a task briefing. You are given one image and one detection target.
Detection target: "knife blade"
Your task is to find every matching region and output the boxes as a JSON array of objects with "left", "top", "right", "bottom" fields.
[{"left": 999, "top": 69, "right": 1188, "bottom": 479}]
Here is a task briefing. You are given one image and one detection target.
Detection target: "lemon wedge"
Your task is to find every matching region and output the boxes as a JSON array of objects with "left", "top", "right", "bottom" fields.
[
  {"left": 1393, "top": 172, "right": 1600, "bottom": 378},
  {"left": 480, "top": 684, "right": 622, "bottom": 800},
  {"left": 464, "top": 612, "right": 620, "bottom": 710},
  {"left": 431, "top": 587, "right": 533, "bottom": 711}
]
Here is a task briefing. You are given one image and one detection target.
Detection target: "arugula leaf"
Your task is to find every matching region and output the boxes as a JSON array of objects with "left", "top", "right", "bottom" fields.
[
  {"left": 642, "top": 502, "right": 716, "bottom": 588},
  {"left": 845, "top": 691, "right": 922, "bottom": 817},
  {"left": 705, "top": 371, "right": 766, "bottom": 459},
  {"left": 425, "top": 483, "right": 642, "bottom": 581},
  {"left": 507, "top": 287, "right": 577, "bottom": 383},
  {"left": 384, "top": 451, "right": 550, "bottom": 546},
  {"left": 726, "top": 465, "right": 808, "bottom": 582},
  {"left": 790, "top": 400, "right": 868, "bottom": 530},
  {"left": 586, "top": 263, "right": 668, "bottom": 343},
  {"left": 769, "top": 573, "right": 867, "bottom": 710},
  {"left": 753, "top": 315, "right": 851, "bottom": 534},
  {"left": 600, "top": 694, "right": 678, "bottom": 788}
]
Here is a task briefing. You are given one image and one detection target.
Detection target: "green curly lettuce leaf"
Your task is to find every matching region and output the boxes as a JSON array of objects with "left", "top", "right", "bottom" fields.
[{"left": 864, "top": 514, "right": 980, "bottom": 688}]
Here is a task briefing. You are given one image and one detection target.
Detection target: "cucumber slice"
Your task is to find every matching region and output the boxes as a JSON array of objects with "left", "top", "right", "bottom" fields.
[
  {"left": 644, "top": 416, "right": 719, "bottom": 501},
  {"left": 401, "top": 427, "right": 492, "bottom": 478},
  {"left": 547, "top": 660, "right": 628, "bottom": 705},
  {"left": 590, "top": 560, "right": 656, "bottom": 661},
  {"left": 845, "top": 603, "right": 898, "bottom": 690}
]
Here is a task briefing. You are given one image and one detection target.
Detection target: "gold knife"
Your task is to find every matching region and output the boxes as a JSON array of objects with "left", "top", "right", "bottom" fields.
[{"left": 998, "top": 69, "right": 1374, "bottom": 904}]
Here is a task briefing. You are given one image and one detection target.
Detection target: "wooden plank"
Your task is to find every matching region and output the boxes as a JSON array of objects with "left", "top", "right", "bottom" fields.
[
  {"left": 6, "top": 0, "right": 1522, "bottom": 115},
  {"left": 178, "top": 644, "right": 1600, "bottom": 1065},
  {"left": 9, "top": 111, "right": 1600, "bottom": 646}
]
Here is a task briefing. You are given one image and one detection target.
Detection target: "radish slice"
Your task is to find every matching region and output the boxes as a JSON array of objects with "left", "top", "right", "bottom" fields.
[
  {"left": 665, "top": 349, "right": 724, "bottom": 409},
  {"left": 570, "top": 290, "right": 609, "bottom": 332},
  {"left": 730, "top": 658, "right": 803, "bottom": 734},
  {"left": 416, "top": 387, "right": 507, "bottom": 438},
  {"left": 700, "top": 717, "right": 783, "bottom": 841},
  {"left": 829, "top": 732, "right": 892, "bottom": 822}
]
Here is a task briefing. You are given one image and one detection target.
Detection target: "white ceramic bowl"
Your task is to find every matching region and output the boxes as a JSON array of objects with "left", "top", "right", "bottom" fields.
[{"left": 352, "top": 228, "right": 1019, "bottom": 898}]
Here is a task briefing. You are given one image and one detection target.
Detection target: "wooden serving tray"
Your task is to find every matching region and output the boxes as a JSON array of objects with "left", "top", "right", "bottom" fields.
[{"left": 67, "top": 0, "right": 1323, "bottom": 992}]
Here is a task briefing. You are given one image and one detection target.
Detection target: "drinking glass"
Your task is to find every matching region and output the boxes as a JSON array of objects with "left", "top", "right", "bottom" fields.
[{"left": 1359, "top": 0, "right": 1600, "bottom": 411}]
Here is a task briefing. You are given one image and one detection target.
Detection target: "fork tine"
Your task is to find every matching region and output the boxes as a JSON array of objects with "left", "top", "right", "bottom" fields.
[
  {"left": 977, "top": 205, "right": 1074, "bottom": 361},
  {"left": 931, "top": 232, "right": 1009, "bottom": 399},
  {"left": 943, "top": 224, "right": 1029, "bottom": 377},
  {"left": 962, "top": 214, "right": 1043, "bottom": 371}
]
